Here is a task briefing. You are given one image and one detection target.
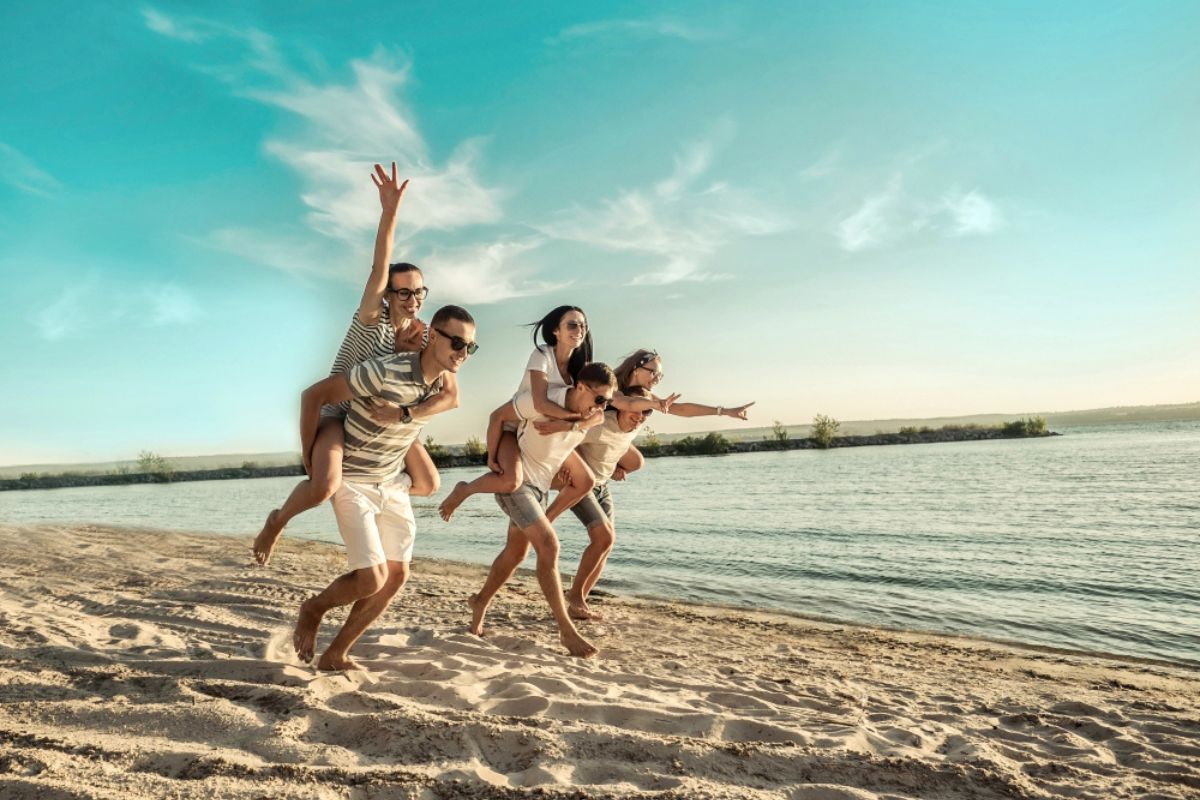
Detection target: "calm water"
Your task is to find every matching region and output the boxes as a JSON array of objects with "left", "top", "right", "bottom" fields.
[{"left": 2, "top": 422, "right": 1197, "bottom": 665}]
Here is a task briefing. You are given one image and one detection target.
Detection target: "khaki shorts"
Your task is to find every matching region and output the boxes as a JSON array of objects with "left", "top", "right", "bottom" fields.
[
  {"left": 330, "top": 476, "right": 416, "bottom": 570},
  {"left": 494, "top": 483, "right": 548, "bottom": 529},
  {"left": 570, "top": 482, "right": 614, "bottom": 530}
]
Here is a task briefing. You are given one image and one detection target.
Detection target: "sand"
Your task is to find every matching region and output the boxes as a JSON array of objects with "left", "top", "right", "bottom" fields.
[{"left": 0, "top": 524, "right": 1196, "bottom": 799}]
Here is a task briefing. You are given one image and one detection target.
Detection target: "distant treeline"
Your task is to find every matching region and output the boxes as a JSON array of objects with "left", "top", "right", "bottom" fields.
[{"left": 0, "top": 419, "right": 1056, "bottom": 492}]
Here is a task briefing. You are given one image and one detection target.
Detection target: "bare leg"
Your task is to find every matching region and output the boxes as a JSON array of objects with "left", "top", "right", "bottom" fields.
[
  {"left": 404, "top": 441, "right": 440, "bottom": 497},
  {"left": 254, "top": 417, "right": 344, "bottom": 565},
  {"left": 318, "top": 561, "right": 410, "bottom": 670},
  {"left": 292, "top": 563, "right": 387, "bottom": 663},
  {"left": 544, "top": 451, "right": 595, "bottom": 523},
  {"left": 468, "top": 524, "right": 529, "bottom": 635},
  {"left": 567, "top": 522, "right": 615, "bottom": 620},
  {"left": 439, "top": 430, "right": 522, "bottom": 521},
  {"left": 521, "top": 518, "right": 597, "bottom": 658}
]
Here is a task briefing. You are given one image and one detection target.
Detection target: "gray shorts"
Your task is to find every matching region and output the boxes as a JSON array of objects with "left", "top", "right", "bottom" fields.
[
  {"left": 495, "top": 483, "right": 549, "bottom": 529},
  {"left": 570, "top": 482, "right": 614, "bottom": 530}
]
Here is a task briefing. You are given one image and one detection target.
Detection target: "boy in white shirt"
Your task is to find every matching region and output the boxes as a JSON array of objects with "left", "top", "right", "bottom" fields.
[{"left": 466, "top": 362, "right": 617, "bottom": 658}]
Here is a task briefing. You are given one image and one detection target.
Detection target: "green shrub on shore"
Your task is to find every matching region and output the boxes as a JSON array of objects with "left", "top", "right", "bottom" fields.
[
  {"left": 639, "top": 426, "right": 662, "bottom": 455},
  {"left": 670, "top": 431, "right": 732, "bottom": 456},
  {"left": 769, "top": 420, "right": 791, "bottom": 449},
  {"left": 811, "top": 414, "right": 840, "bottom": 449},
  {"left": 463, "top": 436, "right": 486, "bottom": 458},
  {"left": 137, "top": 450, "right": 175, "bottom": 482}
]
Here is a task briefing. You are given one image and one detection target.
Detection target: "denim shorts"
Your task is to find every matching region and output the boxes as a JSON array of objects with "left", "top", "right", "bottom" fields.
[
  {"left": 494, "top": 482, "right": 549, "bottom": 529},
  {"left": 570, "top": 482, "right": 614, "bottom": 530}
]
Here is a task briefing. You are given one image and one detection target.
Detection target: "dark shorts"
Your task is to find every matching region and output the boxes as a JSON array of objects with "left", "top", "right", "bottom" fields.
[
  {"left": 570, "top": 482, "right": 614, "bottom": 530},
  {"left": 494, "top": 483, "right": 549, "bottom": 529}
]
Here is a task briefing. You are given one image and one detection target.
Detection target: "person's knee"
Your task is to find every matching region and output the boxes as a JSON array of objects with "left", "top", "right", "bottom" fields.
[
  {"left": 311, "top": 470, "right": 341, "bottom": 502},
  {"left": 354, "top": 564, "right": 388, "bottom": 596},
  {"left": 591, "top": 522, "right": 615, "bottom": 552},
  {"left": 384, "top": 562, "right": 410, "bottom": 594},
  {"left": 530, "top": 530, "right": 560, "bottom": 562},
  {"left": 497, "top": 474, "right": 521, "bottom": 493}
]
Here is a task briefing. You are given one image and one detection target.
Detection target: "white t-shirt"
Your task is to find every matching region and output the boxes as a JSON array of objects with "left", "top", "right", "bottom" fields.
[
  {"left": 514, "top": 387, "right": 586, "bottom": 492},
  {"left": 578, "top": 411, "right": 642, "bottom": 485},
  {"left": 512, "top": 345, "right": 571, "bottom": 420}
]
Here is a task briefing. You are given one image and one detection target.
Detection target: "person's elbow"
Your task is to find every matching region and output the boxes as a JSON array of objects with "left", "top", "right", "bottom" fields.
[{"left": 627, "top": 450, "right": 645, "bottom": 474}]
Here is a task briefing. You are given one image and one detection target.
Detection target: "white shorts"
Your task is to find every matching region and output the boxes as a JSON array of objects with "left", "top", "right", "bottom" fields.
[{"left": 330, "top": 475, "right": 416, "bottom": 571}]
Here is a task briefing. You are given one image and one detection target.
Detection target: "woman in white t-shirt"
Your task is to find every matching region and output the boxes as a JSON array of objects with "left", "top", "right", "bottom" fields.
[
  {"left": 252, "top": 164, "right": 458, "bottom": 565},
  {"left": 438, "top": 306, "right": 668, "bottom": 521}
]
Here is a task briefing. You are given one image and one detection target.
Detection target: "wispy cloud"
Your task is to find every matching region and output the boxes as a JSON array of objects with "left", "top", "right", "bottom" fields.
[
  {"left": 538, "top": 127, "right": 788, "bottom": 285},
  {"left": 0, "top": 142, "right": 60, "bottom": 197},
  {"left": 942, "top": 188, "right": 1003, "bottom": 236},
  {"left": 420, "top": 239, "right": 571, "bottom": 305},
  {"left": 33, "top": 279, "right": 201, "bottom": 341},
  {"left": 547, "top": 18, "right": 711, "bottom": 45},
  {"left": 837, "top": 174, "right": 904, "bottom": 252},
  {"left": 799, "top": 147, "right": 841, "bottom": 181},
  {"left": 143, "top": 284, "right": 201, "bottom": 326},
  {"left": 837, "top": 175, "right": 1004, "bottom": 252},
  {"left": 145, "top": 8, "right": 502, "bottom": 257}
]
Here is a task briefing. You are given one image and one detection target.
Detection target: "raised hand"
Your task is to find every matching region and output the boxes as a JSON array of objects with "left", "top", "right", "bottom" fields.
[
  {"left": 725, "top": 401, "right": 755, "bottom": 420},
  {"left": 655, "top": 392, "right": 682, "bottom": 414},
  {"left": 611, "top": 466, "right": 627, "bottom": 482},
  {"left": 370, "top": 161, "right": 409, "bottom": 214}
]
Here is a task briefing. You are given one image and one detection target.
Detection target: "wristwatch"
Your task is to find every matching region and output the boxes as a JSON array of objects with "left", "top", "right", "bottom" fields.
[{"left": 399, "top": 406, "right": 413, "bottom": 424}]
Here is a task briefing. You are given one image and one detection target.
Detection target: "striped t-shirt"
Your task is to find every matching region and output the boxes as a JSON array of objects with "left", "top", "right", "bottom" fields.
[
  {"left": 342, "top": 352, "right": 443, "bottom": 482},
  {"left": 325, "top": 299, "right": 427, "bottom": 417}
]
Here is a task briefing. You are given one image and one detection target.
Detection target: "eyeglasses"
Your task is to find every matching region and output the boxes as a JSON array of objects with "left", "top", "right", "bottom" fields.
[
  {"left": 389, "top": 287, "right": 429, "bottom": 301},
  {"left": 565, "top": 320, "right": 588, "bottom": 332},
  {"left": 636, "top": 364, "right": 664, "bottom": 382},
  {"left": 434, "top": 327, "right": 479, "bottom": 354}
]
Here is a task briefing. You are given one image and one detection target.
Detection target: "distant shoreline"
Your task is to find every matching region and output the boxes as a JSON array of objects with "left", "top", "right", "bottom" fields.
[{"left": 0, "top": 426, "right": 1058, "bottom": 492}]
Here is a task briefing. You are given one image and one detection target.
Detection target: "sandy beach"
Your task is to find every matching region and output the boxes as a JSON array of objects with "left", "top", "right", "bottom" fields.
[{"left": 0, "top": 524, "right": 1196, "bottom": 799}]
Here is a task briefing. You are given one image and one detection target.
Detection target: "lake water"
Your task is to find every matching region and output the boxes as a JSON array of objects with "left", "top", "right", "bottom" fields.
[{"left": 2, "top": 422, "right": 1197, "bottom": 666}]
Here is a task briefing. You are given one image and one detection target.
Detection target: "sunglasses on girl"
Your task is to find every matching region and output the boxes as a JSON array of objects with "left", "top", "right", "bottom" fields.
[
  {"left": 434, "top": 327, "right": 479, "bottom": 354},
  {"left": 565, "top": 320, "right": 588, "bottom": 332}
]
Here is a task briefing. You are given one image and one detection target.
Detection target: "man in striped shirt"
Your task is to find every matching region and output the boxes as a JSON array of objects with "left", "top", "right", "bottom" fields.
[{"left": 291, "top": 305, "right": 478, "bottom": 671}]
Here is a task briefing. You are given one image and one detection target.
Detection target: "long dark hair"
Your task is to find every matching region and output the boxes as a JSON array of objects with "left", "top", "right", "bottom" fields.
[{"left": 529, "top": 305, "right": 592, "bottom": 383}]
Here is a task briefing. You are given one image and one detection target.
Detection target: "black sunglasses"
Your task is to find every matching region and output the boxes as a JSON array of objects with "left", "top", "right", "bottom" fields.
[
  {"left": 593, "top": 393, "right": 612, "bottom": 406},
  {"left": 565, "top": 320, "right": 588, "bottom": 332},
  {"left": 389, "top": 287, "right": 429, "bottom": 301},
  {"left": 434, "top": 327, "right": 479, "bottom": 354}
]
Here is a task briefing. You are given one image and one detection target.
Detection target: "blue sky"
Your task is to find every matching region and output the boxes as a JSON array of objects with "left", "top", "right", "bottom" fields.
[{"left": 1, "top": 1, "right": 1198, "bottom": 465}]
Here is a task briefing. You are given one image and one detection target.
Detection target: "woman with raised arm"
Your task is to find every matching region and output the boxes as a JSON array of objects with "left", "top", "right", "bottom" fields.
[
  {"left": 539, "top": 348, "right": 754, "bottom": 620},
  {"left": 437, "top": 307, "right": 672, "bottom": 522},
  {"left": 252, "top": 163, "right": 459, "bottom": 565}
]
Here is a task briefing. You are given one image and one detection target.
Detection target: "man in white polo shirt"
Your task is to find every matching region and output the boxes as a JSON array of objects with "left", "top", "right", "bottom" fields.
[
  {"left": 291, "top": 305, "right": 478, "bottom": 670},
  {"left": 466, "top": 362, "right": 617, "bottom": 659}
]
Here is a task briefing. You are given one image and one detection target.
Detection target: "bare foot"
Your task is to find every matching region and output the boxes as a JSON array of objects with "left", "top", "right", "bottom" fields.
[
  {"left": 316, "top": 652, "right": 361, "bottom": 671},
  {"left": 561, "top": 630, "right": 598, "bottom": 659},
  {"left": 568, "top": 601, "right": 604, "bottom": 621},
  {"left": 438, "top": 481, "right": 470, "bottom": 522},
  {"left": 293, "top": 597, "right": 322, "bottom": 663},
  {"left": 253, "top": 509, "right": 284, "bottom": 566},
  {"left": 467, "top": 592, "right": 490, "bottom": 636}
]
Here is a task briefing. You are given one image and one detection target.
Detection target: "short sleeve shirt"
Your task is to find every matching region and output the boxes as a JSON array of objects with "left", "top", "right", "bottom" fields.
[
  {"left": 578, "top": 411, "right": 642, "bottom": 485},
  {"left": 341, "top": 352, "right": 444, "bottom": 482},
  {"left": 512, "top": 345, "right": 571, "bottom": 419},
  {"left": 513, "top": 387, "right": 587, "bottom": 492}
]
